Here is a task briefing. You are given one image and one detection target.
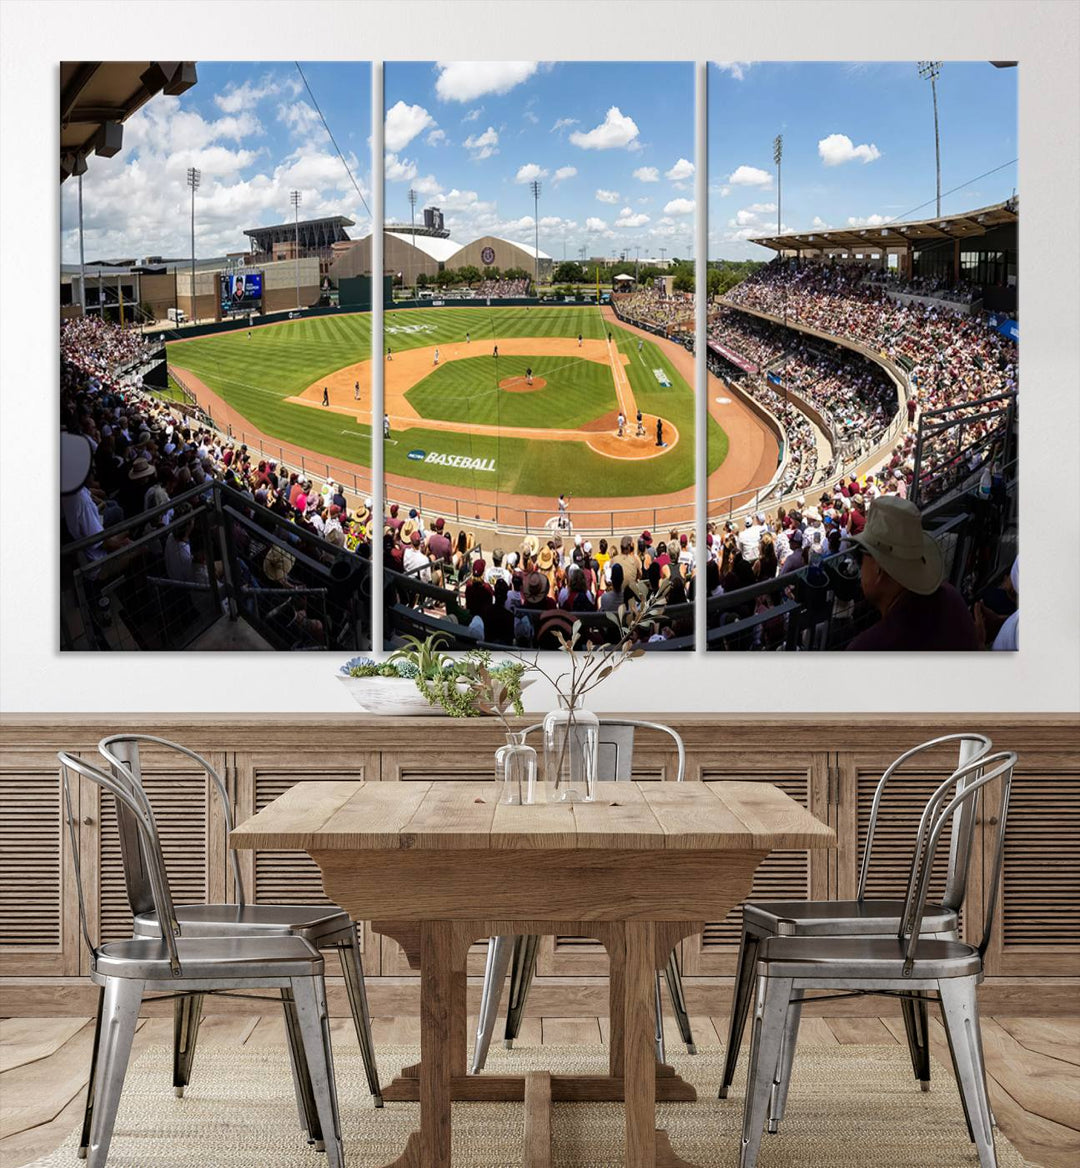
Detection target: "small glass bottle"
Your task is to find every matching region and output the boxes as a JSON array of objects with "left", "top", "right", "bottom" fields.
[
  {"left": 495, "top": 730, "right": 537, "bottom": 805},
  {"left": 543, "top": 695, "right": 599, "bottom": 803}
]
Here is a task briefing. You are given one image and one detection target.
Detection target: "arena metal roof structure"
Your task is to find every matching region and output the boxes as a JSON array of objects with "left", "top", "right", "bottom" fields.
[
  {"left": 750, "top": 199, "right": 1018, "bottom": 254},
  {"left": 244, "top": 217, "right": 355, "bottom": 251},
  {"left": 383, "top": 232, "right": 465, "bottom": 264},
  {"left": 60, "top": 62, "right": 197, "bottom": 181},
  {"left": 490, "top": 235, "right": 552, "bottom": 261}
]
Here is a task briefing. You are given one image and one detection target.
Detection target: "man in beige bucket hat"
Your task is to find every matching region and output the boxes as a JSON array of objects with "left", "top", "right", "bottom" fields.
[{"left": 847, "top": 497, "right": 978, "bottom": 651}]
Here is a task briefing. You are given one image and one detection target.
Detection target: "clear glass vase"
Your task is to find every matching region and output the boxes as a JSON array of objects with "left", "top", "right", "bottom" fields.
[
  {"left": 543, "top": 696, "right": 599, "bottom": 803},
  {"left": 495, "top": 730, "right": 538, "bottom": 805}
]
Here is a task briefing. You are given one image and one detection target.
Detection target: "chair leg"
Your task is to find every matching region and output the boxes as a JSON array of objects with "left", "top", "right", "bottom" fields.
[
  {"left": 77, "top": 985, "right": 106, "bottom": 1159},
  {"left": 939, "top": 978, "right": 997, "bottom": 1168},
  {"left": 739, "top": 975, "right": 794, "bottom": 1168},
  {"left": 472, "top": 936, "right": 514, "bottom": 1073},
  {"left": 900, "top": 990, "right": 932, "bottom": 1091},
  {"left": 664, "top": 949, "right": 696, "bottom": 1054},
  {"left": 291, "top": 976, "right": 345, "bottom": 1168},
  {"left": 282, "top": 987, "right": 321, "bottom": 1146},
  {"left": 338, "top": 925, "right": 383, "bottom": 1106},
  {"left": 654, "top": 972, "right": 666, "bottom": 1064},
  {"left": 85, "top": 977, "right": 143, "bottom": 1168},
  {"left": 503, "top": 934, "right": 540, "bottom": 1049},
  {"left": 767, "top": 990, "right": 803, "bottom": 1133},
  {"left": 172, "top": 993, "right": 203, "bottom": 1097},
  {"left": 720, "top": 928, "right": 761, "bottom": 1098}
]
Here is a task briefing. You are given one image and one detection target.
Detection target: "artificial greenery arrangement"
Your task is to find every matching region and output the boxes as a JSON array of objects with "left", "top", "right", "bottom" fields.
[{"left": 341, "top": 635, "right": 526, "bottom": 719}]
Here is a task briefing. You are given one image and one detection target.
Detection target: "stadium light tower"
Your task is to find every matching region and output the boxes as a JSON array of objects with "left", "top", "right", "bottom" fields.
[
  {"left": 407, "top": 188, "right": 418, "bottom": 292},
  {"left": 529, "top": 179, "right": 542, "bottom": 288},
  {"left": 290, "top": 190, "right": 302, "bottom": 308},
  {"left": 186, "top": 167, "right": 200, "bottom": 324},
  {"left": 917, "top": 61, "right": 943, "bottom": 217},
  {"left": 773, "top": 134, "right": 783, "bottom": 238}
]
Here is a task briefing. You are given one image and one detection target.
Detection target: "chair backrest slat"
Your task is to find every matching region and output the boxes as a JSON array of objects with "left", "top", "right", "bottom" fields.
[
  {"left": 99, "top": 734, "right": 246, "bottom": 909},
  {"left": 899, "top": 751, "right": 1017, "bottom": 968},
  {"left": 57, "top": 750, "right": 183, "bottom": 974},
  {"left": 858, "top": 733, "right": 992, "bottom": 906},
  {"left": 521, "top": 719, "right": 685, "bottom": 783}
]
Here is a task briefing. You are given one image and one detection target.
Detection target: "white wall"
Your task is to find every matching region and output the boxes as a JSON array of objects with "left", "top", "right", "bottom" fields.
[{"left": 2, "top": 1, "right": 1078, "bottom": 714}]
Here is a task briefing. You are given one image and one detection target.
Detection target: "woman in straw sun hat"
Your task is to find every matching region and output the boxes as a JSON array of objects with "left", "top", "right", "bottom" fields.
[{"left": 846, "top": 497, "right": 978, "bottom": 651}]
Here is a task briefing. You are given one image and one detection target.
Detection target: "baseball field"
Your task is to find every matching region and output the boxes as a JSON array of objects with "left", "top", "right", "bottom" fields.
[{"left": 167, "top": 305, "right": 727, "bottom": 500}]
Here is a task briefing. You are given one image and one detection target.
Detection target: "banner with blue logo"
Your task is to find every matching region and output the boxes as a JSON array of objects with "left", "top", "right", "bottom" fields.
[
  {"left": 988, "top": 315, "right": 1019, "bottom": 342},
  {"left": 767, "top": 370, "right": 782, "bottom": 386}
]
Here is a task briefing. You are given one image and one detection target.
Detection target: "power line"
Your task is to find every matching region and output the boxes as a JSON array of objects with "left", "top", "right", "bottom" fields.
[
  {"left": 294, "top": 62, "right": 371, "bottom": 220},
  {"left": 887, "top": 158, "right": 1018, "bottom": 226}
]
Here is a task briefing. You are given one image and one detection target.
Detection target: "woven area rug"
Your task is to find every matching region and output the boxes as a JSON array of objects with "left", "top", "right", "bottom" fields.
[{"left": 29, "top": 1042, "right": 1029, "bottom": 1167}]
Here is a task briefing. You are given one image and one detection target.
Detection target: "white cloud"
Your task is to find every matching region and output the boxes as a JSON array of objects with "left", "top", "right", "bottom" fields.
[
  {"left": 715, "top": 61, "right": 752, "bottom": 81},
  {"left": 214, "top": 78, "right": 279, "bottom": 114},
  {"left": 732, "top": 209, "right": 759, "bottom": 227},
  {"left": 461, "top": 107, "right": 483, "bottom": 123},
  {"left": 595, "top": 188, "right": 620, "bottom": 204},
  {"left": 663, "top": 197, "right": 695, "bottom": 215},
  {"left": 60, "top": 95, "right": 371, "bottom": 263},
  {"left": 463, "top": 126, "right": 499, "bottom": 161},
  {"left": 277, "top": 101, "right": 326, "bottom": 142},
  {"left": 665, "top": 157, "right": 695, "bottom": 182},
  {"left": 615, "top": 211, "right": 650, "bottom": 228},
  {"left": 810, "top": 216, "right": 830, "bottom": 229},
  {"left": 435, "top": 61, "right": 539, "bottom": 103},
  {"left": 412, "top": 174, "right": 443, "bottom": 197},
  {"left": 569, "top": 106, "right": 640, "bottom": 151},
  {"left": 552, "top": 165, "right": 577, "bottom": 184},
  {"left": 748, "top": 202, "right": 777, "bottom": 213},
  {"left": 818, "top": 133, "right": 882, "bottom": 166},
  {"left": 426, "top": 128, "right": 447, "bottom": 146},
  {"left": 585, "top": 216, "right": 608, "bottom": 232},
  {"left": 727, "top": 165, "right": 772, "bottom": 188},
  {"left": 633, "top": 166, "right": 659, "bottom": 183},
  {"left": 551, "top": 117, "right": 578, "bottom": 132},
  {"left": 847, "top": 213, "right": 893, "bottom": 227},
  {"left": 515, "top": 162, "right": 548, "bottom": 184},
  {"left": 540, "top": 215, "right": 577, "bottom": 231},
  {"left": 384, "top": 101, "right": 435, "bottom": 152},
  {"left": 384, "top": 152, "right": 418, "bottom": 182},
  {"left": 523, "top": 111, "right": 539, "bottom": 124}
]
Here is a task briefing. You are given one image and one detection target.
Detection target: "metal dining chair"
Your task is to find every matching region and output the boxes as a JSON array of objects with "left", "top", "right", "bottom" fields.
[
  {"left": 472, "top": 719, "right": 694, "bottom": 1073},
  {"left": 719, "top": 732, "right": 992, "bottom": 1102},
  {"left": 738, "top": 751, "right": 1016, "bottom": 1168},
  {"left": 81, "top": 733, "right": 379, "bottom": 1151},
  {"left": 58, "top": 752, "right": 345, "bottom": 1168}
]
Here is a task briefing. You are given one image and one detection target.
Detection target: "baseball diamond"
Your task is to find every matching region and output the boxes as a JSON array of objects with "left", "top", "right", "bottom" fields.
[{"left": 166, "top": 305, "right": 780, "bottom": 527}]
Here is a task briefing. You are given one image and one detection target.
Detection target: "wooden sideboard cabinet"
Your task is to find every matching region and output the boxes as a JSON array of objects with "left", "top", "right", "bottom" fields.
[{"left": 1, "top": 713, "right": 1077, "bottom": 1015}]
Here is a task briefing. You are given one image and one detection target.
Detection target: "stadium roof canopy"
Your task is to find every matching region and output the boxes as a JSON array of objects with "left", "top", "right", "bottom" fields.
[
  {"left": 384, "top": 232, "right": 463, "bottom": 264},
  {"left": 60, "top": 62, "right": 197, "bottom": 181},
  {"left": 491, "top": 235, "right": 552, "bottom": 261},
  {"left": 750, "top": 199, "right": 1018, "bottom": 254}
]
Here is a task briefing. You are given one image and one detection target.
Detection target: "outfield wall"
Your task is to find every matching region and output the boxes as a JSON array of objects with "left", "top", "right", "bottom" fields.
[{"left": 161, "top": 304, "right": 370, "bottom": 344}]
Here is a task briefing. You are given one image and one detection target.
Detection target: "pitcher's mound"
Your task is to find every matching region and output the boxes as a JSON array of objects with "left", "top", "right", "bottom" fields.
[{"left": 499, "top": 375, "right": 547, "bottom": 393}]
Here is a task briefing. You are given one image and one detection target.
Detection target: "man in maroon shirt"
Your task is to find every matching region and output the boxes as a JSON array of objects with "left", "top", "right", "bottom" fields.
[{"left": 847, "top": 497, "right": 978, "bottom": 651}]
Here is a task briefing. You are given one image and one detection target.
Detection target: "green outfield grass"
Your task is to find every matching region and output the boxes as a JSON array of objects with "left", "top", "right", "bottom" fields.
[
  {"left": 167, "top": 306, "right": 728, "bottom": 499},
  {"left": 405, "top": 355, "right": 616, "bottom": 430}
]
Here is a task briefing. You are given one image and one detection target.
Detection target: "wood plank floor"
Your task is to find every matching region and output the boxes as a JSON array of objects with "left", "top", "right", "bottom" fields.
[{"left": 2, "top": 1013, "right": 1077, "bottom": 1168}]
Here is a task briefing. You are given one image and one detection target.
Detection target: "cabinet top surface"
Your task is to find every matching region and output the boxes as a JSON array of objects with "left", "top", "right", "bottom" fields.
[{"left": 229, "top": 779, "right": 836, "bottom": 853}]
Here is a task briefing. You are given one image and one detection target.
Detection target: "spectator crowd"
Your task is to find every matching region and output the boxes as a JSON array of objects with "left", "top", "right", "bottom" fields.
[{"left": 615, "top": 288, "right": 696, "bottom": 334}]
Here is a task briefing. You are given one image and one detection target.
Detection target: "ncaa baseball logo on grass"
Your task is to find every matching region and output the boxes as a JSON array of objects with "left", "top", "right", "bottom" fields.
[{"left": 407, "top": 447, "right": 496, "bottom": 472}]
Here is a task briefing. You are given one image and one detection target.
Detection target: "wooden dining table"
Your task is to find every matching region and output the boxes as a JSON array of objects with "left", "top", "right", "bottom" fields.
[{"left": 230, "top": 778, "right": 835, "bottom": 1168}]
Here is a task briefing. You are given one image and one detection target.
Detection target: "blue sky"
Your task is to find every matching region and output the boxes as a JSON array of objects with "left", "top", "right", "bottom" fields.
[
  {"left": 384, "top": 62, "right": 695, "bottom": 262},
  {"left": 709, "top": 61, "right": 1018, "bottom": 260},
  {"left": 60, "top": 62, "right": 371, "bottom": 263}
]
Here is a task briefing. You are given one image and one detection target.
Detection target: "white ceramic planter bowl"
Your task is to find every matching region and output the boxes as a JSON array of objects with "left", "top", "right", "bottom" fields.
[{"left": 338, "top": 674, "right": 533, "bottom": 716}]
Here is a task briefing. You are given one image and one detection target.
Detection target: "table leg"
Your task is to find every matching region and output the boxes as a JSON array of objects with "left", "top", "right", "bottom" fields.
[{"left": 624, "top": 920, "right": 657, "bottom": 1167}]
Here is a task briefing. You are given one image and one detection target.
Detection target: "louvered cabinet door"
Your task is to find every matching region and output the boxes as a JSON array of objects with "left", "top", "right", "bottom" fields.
[
  {"left": 83, "top": 747, "right": 229, "bottom": 971},
  {"left": 835, "top": 747, "right": 982, "bottom": 943},
  {"left": 0, "top": 754, "right": 80, "bottom": 976},
  {"left": 233, "top": 751, "right": 381, "bottom": 976},
  {"left": 680, "top": 752, "right": 830, "bottom": 976},
  {"left": 982, "top": 754, "right": 1080, "bottom": 976}
]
